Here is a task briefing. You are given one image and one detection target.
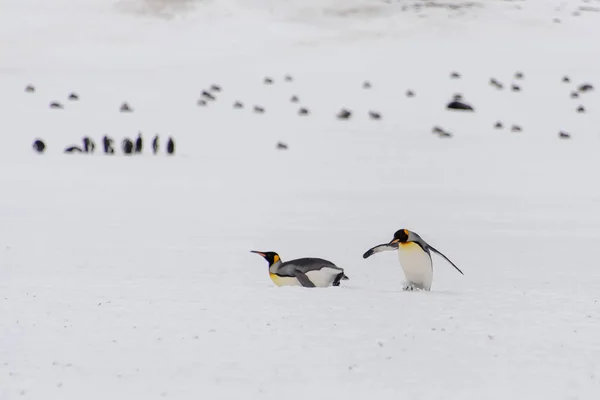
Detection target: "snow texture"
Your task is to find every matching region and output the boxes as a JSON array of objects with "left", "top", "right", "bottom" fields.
[{"left": 2, "top": 0, "right": 600, "bottom": 399}]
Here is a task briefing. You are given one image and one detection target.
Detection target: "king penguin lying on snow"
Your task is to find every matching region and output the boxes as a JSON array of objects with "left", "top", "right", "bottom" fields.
[
  {"left": 363, "top": 229, "right": 463, "bottom": 291},
  {"left": 251, "top": 251, "right": 349, "bottom": 288}
]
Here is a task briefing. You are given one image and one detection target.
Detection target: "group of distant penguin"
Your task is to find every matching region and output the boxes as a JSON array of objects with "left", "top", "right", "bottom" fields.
[
  {"left": 252, "top": 228, "right": 464, "bottom": 291},
  {"left": 32, "top": 133, "right": 176, "bottom": 155}
]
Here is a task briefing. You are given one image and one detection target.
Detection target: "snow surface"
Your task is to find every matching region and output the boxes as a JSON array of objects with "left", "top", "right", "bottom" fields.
[{"left": 2, "top": 0, "right": 600, "bottom": 399}]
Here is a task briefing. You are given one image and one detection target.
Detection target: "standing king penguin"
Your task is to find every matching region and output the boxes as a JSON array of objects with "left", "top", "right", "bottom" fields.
[
  {"left": 363, "top": 229, "right": 463, "bottom": 291},
  {"left": 251, "top": 251, "right": 349, "bottom": 288}
]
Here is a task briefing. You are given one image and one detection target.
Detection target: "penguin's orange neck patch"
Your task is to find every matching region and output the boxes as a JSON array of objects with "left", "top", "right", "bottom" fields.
[
  {"left": 400, "top": 241, "right": 418, "bottom": 249},
  {"left": 273, "top": 254, "right": 280, "bottom": 263}
]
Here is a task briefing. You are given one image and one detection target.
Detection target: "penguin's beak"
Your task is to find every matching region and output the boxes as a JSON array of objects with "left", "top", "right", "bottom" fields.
[
  {"left": 388, "top": 238, "right": 400, "bottom": 245},
  {"left": 250, "top": 251, "right": 266, "bottom": 258}
]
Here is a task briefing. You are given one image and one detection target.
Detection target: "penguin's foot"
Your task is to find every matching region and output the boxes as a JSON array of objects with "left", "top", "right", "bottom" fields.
[{"left": 402, "top": 284, "right": 429, "bottom": 291}]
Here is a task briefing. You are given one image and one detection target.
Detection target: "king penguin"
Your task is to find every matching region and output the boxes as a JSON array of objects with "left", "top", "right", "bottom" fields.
[
  {"left": 362, "top": 229, "right": 463, "bottom": 291},
  {"left": 251, "top": 251, "right": 349, "bottom": 288}
]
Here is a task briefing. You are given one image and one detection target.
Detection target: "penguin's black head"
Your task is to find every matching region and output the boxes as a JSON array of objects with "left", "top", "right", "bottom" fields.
[
  {"left": 251, "top": 251, "right": 281, "bottom": 266},
  {"left": 390, "top": 229, "right": 410, "bottom": 244}
]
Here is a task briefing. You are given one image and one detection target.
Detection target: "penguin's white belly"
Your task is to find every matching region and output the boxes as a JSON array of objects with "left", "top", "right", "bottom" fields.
[
  {"left": 397, "top": 242, "right": 433, "bottom": 290},
  {"left": 269, "top": 273, "right": 302, "bottom": 287},
  {"left": 305, "top": 267, "right": 341, "bottom": 288}
]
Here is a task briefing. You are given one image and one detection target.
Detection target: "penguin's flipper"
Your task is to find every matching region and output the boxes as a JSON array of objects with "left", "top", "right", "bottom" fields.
[
  {"left": 332, "top": 272, "right": 349, "bottom": 287},
  {"left": 362, "top": 243, "right": 398, "bottom": 259},
  {"left": 293, "top": 270, "right": 316, "bottom": 288},
  {"left": 428, "top": 245, "right": 464, "bottom": 275}
]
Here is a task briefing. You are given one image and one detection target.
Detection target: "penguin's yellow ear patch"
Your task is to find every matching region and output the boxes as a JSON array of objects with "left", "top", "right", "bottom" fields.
[
  {"left": 404, "top": 229, "right": 409, "bottom": 236},
  {"left": 273, "top": 254, "right": 280, "bottom": 263}
]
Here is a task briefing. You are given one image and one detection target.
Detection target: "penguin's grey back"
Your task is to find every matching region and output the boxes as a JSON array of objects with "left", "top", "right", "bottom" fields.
[{"left": 278, "top": 257, "right": 341, "bottom": 276}]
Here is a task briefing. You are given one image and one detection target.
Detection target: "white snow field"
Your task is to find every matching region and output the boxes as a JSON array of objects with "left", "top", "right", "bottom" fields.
[{"left": 2, "top": 0, "right": 600, "bottom": 399}]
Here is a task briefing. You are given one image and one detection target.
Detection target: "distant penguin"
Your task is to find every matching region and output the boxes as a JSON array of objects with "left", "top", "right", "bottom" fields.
[
  {"left": 103, "top": 135, "right": 115, "bottom": 154},
  {"left": 64, "top": 146, "right": 83, "bottom": 153},
  {"left": 369, "top": 111, "right": 382, "bottom": 120},
  {"left": 166, "top": 137, "right": 175, "bottom": 155},
  {"left": 122, "top": 138, "right": 134, "bottom": 155},
  {"left": 120, "top": 102, "right": 132, "bottom": 112},
  {"left": 152, "top": 135, "right": 159, "bottom": 155},
  {"left": 447, "top": 100, "right": 474, "bottom": 111},
  {"left": 32, "top": 139, "right": 46, "bottom": 153},
  {"left": 490, "top": 78, "right": 504, "bottom": 89},
  {"left": 201, "top": 91, "right": 216, "bottom": 101},
  {"left": 432, "top": 126, "right": 451, "bottom": 137},
  {"left": 337, "top": 108, "right": 352, "bottom": 120},
  {"left": 135, "top": 133, "right": 143, "bottom": 154},
  {"left": 83, "top": 137, "right": 95, "bottom": 153}
]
